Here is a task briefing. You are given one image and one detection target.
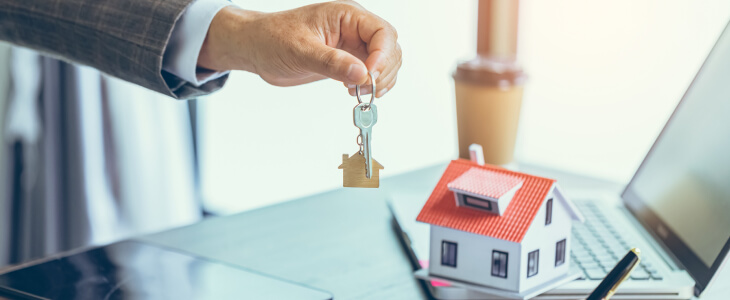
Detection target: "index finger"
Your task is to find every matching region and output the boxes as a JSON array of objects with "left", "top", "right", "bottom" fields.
[{"left": 354, "top": 8, "right": 398, "bottom": 82}]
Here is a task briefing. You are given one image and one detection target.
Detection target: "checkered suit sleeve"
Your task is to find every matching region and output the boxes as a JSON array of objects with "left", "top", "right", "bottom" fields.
[{"left": 0, "top": 0, "right": 228, "bottom": 99}]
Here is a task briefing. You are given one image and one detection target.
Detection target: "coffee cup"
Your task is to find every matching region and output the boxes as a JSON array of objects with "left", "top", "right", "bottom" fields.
[{"left": 453, "top": 56, "right": 526, "bottom": 165}]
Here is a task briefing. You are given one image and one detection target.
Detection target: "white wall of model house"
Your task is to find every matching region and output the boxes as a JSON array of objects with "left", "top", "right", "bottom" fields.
[
  {"left": 428, "top": 185, "right": 576, "bottom": 292},
  {"left": 429, "top": 225, "right": 521, "bottom": 290},
  {"left": 518, "top": 187, "right": 574, "bottom": 291}
]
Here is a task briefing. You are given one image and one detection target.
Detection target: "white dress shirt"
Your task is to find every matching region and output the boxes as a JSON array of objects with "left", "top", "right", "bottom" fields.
[{"left": 163, "top": 0, "right": 233, "bottom": 87}]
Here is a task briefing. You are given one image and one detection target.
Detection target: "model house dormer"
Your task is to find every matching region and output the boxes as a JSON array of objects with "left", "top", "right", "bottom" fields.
[{"left": 447, "top": 168, "right": 524, "bottom": 216}]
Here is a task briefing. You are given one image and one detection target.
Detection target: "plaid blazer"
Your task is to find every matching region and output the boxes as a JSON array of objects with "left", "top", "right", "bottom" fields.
[{"left": 0, "top": 0, "right": 228, "bottom": 99}]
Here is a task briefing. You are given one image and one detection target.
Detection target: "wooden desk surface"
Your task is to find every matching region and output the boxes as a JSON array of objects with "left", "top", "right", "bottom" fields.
[{"left": 137, "top": 162, "right": 729, "bottom": 299}]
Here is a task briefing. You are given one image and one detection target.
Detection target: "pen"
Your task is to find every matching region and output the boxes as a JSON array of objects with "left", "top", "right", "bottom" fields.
[{"left": 586, "top": 248, "right": 641, "bottom": 300}]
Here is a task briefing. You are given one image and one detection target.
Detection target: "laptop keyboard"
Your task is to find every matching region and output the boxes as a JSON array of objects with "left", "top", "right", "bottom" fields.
[{"left": 571, "top": 201, "right": 664, "bottom": 281}]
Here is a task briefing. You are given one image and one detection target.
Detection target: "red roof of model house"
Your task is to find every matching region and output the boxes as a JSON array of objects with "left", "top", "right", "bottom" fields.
[{"left": 417, "top": 159, "right": 562, "bottom": 243}]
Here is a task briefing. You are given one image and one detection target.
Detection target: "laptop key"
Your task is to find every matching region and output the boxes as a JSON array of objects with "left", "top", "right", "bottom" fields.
[
  {"left": 580, "top": 262, "right": 601, "bottom": 270},
  {"left": 609, "top": 245, "right": 627, "bottom": 254},
  {"left": 643, "top": 264, "right": 658, "bottom": 273},
  {"left": 630, "top": 268, "right": 651, "bottom": 280},
  {"left": 646, "top": 267, "right": 662, "bottom": 279},
  {"left": 576, "top": 256, "right": 594, "bottom": 264},
  {"left": 585, "top": 268, "right": 606, "bottom": 280},
  {"left": 595, "top": 254, "right": 617, "bottom": 263},
  {"left": 593, "top": 249, "right": 611, "bottom": 257}
]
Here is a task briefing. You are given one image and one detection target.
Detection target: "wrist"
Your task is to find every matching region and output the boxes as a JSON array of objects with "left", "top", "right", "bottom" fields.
[{"left": 198, "top": 6, "right": 262, "bottom": 73}]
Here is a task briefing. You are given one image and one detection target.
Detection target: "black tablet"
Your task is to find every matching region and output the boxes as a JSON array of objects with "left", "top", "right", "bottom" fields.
[{"left": 0, "top": 240, "right": 332, "bottom": 300}]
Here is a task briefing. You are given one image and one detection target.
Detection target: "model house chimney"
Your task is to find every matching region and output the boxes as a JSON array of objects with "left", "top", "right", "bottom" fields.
[{"left": 469, "top": 144, "right": 485, "bottom": 165}]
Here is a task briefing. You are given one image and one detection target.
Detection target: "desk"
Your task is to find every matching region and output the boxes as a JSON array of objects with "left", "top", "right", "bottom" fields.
[{"left": 137, "top": 163, "right": 729, "bottom": 299}]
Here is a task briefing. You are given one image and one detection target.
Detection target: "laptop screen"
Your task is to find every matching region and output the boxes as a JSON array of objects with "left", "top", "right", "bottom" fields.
[{"left": 622, "top": 21, "right": 730, "bottom": 295}]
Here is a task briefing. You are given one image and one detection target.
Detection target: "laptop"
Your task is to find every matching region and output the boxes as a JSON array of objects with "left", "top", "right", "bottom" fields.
[
  {"left": 0, "top": 240, "right": 332, "bottom": 300},
  {"left": 389, "top": 20, "right": 730, "bottom": 299}
]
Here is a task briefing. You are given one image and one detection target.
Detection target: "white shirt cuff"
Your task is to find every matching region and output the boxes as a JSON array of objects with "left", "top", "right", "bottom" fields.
[{"left": 163, "top": 0, "right": 233, "bottom": 87}]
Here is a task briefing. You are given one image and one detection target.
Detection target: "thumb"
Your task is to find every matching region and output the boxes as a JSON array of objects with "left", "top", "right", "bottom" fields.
[{"left": 301, "top": 42, "right": 368, "bottom": 85}]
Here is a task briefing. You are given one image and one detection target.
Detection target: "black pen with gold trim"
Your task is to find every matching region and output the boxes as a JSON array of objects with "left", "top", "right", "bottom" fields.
[{"left": 586, "top": 248, "right": 641, "bottom": 300}]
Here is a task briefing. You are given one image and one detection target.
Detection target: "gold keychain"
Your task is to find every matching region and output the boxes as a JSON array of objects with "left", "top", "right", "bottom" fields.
[{"left": 338, "top": 72, "right": 383, "bottom": 188}]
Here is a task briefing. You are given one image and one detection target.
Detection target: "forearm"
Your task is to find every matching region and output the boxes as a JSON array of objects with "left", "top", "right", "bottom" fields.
[{"left": 0, "top": 0, "right": 225, "bottom": 99}]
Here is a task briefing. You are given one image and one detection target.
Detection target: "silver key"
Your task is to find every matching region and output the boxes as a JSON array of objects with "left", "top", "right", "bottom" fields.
[{"left": 354, "top": 103, "right": 378, "bottom": 178}]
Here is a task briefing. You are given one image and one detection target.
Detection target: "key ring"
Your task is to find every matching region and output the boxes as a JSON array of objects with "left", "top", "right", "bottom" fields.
[
  {"left": 355, "top": 71, "right": 377, "bottom": 110},
  {"left": 356, "top": 134, "right": 364, "bottom": 154}
]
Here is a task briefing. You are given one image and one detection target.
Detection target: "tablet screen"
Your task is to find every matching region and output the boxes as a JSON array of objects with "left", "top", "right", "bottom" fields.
[{"left": 0, "top": 241, "right": 331, "bottom": 300}]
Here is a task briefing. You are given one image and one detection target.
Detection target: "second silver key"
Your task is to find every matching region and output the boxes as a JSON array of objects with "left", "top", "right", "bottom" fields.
[{"left": 354, "top": 103, "right": 378, "bottom": 178}]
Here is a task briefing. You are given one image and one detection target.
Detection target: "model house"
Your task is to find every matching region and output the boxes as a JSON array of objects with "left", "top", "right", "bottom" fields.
[
  {"left": 338, "top": 153, "right": 384, "bottom": 188},
  {"left": 416, "top": 159, "right": 583, "bottom": 293}
]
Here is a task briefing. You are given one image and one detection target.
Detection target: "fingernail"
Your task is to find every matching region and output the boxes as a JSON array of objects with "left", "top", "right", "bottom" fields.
[
  {"left": 371, "top": 71, "right": 380, "bottom": 81},
  {"left": 347, "top": 84, "right": 356, "bottom": 88},
  {"left": 378, "top": 88, "right": 388, "bottom": 97},
  {"left": 347, "top": 64, "right": 366, "bottom": 83}
]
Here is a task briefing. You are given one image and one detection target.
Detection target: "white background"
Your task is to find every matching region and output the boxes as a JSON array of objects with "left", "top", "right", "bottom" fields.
[{"left": 199, "top": 0, "right": 730, "bottom": 214}]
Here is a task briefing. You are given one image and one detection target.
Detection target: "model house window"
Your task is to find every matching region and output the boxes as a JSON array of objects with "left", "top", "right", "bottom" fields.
[
  {"left": 441, "top": 241, "right": 457, "bottom": 267},
  {"left": 527, "top": 250, "right": 539, "bottom": 277},
  {"left": 545, "top": 198, "right": 553, "bottom": 225},
  {"left": 491, "top": 250, "right": 508, "bottom": 278},
  {"left": 555, "top": 239, "right": 566, "bottom": 266},
  {"left": 463, "top": 195, "right": 492, "bottom": 211}
]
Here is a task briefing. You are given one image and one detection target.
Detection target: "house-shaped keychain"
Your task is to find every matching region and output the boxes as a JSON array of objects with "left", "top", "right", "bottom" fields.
[
  {"left": 414, "top": 146, "right": 584, "bottom": 299},
  {"left": 338, "top": 152, "right": 384, "bottom": 188}
]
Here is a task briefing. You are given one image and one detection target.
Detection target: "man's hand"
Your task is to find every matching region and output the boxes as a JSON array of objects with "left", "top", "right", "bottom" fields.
[{"left": 198, "top": 1, "right": 402, "bottom": 98}]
